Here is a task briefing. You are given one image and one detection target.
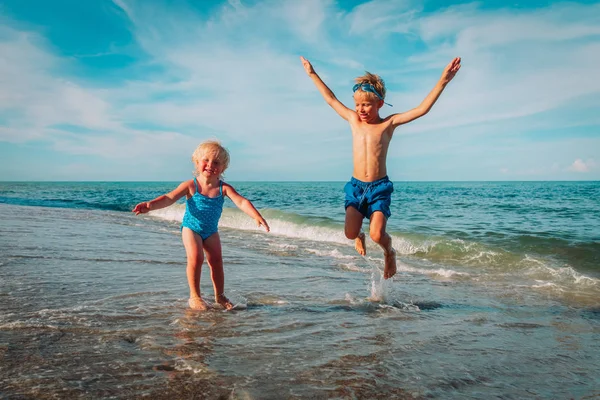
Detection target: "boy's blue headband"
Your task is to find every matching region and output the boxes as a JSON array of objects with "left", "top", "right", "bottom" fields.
[{"left": 352, "top": 83, "right": 393, "bottom": 107}]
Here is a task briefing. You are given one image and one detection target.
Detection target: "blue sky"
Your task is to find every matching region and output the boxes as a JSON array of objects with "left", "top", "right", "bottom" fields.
[{"left": 0, "top": 0, "right": 599, "bottom": 181}]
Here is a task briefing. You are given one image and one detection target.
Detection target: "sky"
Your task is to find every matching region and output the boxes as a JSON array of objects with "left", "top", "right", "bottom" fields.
[{"left": 0, "top": 0, "right": 599, "bottom": 181}]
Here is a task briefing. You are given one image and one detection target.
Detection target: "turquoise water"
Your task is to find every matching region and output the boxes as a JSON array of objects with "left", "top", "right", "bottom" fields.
[
  {"left": 1, "top": 181, "right": 599, "bottom": 398},
  {"left": 2, "top": 181, "right": 598, "bottom": 276}
]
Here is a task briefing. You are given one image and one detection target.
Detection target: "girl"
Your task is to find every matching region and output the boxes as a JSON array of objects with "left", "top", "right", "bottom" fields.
[{"left": 133, "top": 140, "right": 270, "bottom": 310}]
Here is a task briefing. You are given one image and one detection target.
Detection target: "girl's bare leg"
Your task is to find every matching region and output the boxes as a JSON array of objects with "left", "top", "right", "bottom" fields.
[
  {"left": 181, "top": 228, "right": 208, "bottom": 310},
  {"left": 203, "top": 233, "right": 233, "bottom": 310},
  {"left": 369, "top": 212, "right": 396, "bottom": 279},
  {"left": 345, "top": 206, "right": 366, "bottom": 255}
]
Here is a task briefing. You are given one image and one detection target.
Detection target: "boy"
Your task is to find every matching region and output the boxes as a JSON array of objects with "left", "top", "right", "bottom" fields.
[{"left": 300, "top": 56, "right": 461, "bottom": 279}]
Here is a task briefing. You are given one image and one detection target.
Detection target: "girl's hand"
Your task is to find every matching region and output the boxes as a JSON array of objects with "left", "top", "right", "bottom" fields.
[
  {"left": 132, "top": 202, "right": 151, "bottom": 215},
  {"left": 257, "top": 217, "right": 270, "bottom": 232}
]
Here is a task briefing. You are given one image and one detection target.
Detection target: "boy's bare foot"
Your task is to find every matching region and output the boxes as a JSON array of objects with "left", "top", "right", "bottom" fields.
[
  {"left": 188, "top": 296, "right": 209, "bottom": 311},
  {"left": 383, "top": 248, "right": 397, "bottom": 279},
  {"left": 216, "top": 294, "right": 234, "bottom": 310},
  {"left": 355, "top": 232, "right": 366, "bottom": 256}
]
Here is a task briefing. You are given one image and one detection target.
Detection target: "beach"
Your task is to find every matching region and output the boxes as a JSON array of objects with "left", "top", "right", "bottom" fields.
[{"left": 1, "top": 181, "right": 599, "bottom": 399}]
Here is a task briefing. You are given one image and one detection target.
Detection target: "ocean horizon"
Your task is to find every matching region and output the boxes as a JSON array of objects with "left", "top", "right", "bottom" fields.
[{"left": 2, "top": 179, "right": 599, "bottom": 182}]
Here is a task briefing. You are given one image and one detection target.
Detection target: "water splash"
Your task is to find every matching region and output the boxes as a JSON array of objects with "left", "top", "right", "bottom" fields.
[{"left": 362, "top": 255, "right": 393, "bottom": 303}]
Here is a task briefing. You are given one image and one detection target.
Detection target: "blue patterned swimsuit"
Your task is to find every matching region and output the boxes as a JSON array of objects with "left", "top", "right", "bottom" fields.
[{"left": 181, "top": 178, "right": 224, "bottom": 240}]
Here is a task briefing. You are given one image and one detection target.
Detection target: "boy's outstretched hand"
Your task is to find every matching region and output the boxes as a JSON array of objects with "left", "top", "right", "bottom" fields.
[
  {"left": 441, "top": 57, "right": 461, "bottom": 84},
  {"left": 300, "top": 56, "right": 314, "bottom": 75}
]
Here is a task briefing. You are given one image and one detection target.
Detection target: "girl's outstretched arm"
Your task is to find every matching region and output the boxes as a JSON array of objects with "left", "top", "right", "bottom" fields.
[
  {"left": 132, "top": 180, "right": 192, "bottom": 215},
  {"left": 222, "top": 183, "right": 270, "bottom": 232}
]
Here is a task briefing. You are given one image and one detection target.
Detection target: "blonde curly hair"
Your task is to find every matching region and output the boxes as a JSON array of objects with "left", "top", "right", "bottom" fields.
[{"left": 191, "top": 140, "right": 230, "bottom": 177}]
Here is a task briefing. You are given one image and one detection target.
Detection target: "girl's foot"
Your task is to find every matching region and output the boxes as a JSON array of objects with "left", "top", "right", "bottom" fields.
[
  {"left": 188, "top": 296, "right": 209, "bottom": 311},
  {"left": 216, "top": 294, "right": 234, "bottom": 310}
]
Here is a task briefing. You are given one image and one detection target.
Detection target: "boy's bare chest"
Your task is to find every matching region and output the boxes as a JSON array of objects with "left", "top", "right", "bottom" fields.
[{"left": 352, "top": 126, "right": 391, "bottom": 146}]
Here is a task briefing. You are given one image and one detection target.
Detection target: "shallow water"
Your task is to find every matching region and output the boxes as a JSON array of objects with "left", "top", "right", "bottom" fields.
[{"left": 1, "top": 181, "right": 599, "bottom": 398}]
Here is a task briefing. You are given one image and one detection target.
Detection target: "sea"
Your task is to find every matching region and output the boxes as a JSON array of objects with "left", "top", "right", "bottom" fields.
[{"left": 1, "top": 181, "right": 599, "bottom": 399}]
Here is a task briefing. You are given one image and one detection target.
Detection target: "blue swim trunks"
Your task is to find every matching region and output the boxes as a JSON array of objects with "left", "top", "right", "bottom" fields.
[{"left": 344, "top": 176, "right": 394, "bottom": 219}]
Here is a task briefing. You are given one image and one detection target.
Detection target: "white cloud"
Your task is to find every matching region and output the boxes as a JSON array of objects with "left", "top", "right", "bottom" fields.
[
  {"left": 279, "top": 0, "right": 331, "bottom": 43},
  {"left": 346, "top": 0, "right": 419, "bottom": 36},
  {"left": 0, "top": 26, "right": 121, "bottom": 143},
  {"left": 568, "top": 158, "right": 596, "bottom": 173},
  {"left": 417, "top": 3, "right": 600, "bottom": 46}
]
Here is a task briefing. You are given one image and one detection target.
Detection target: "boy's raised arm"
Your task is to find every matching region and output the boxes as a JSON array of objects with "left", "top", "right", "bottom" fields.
[
  {"left": 391, "top": 57, "right": 461, "bottom": 127},
  {"left": 301, "top": 56, "right": 356, "bottom": 122}
]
